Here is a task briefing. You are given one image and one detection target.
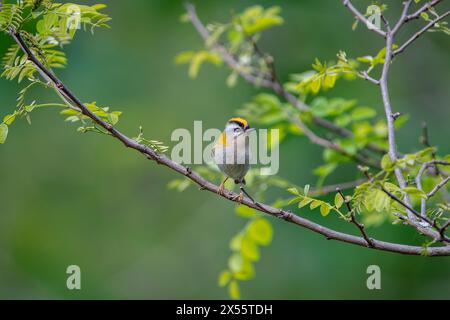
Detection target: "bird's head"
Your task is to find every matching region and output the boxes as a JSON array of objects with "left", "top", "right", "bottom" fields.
[
  {"left": 217, "top": 117, "right": 254, "bottom": 146},
  {"left": 225, "top": 117, "right": 253, "bottom": 137}
]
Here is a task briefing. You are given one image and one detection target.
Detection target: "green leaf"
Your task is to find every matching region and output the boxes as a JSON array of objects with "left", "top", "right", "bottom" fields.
[
  {"left": 230, "top": 233, "right": 243, "bottom": 251},
  {"left": 167, "top": 178, "right": 191, "bottom": 192},
  {"left": 287, "top": 187, "right": 300, "bottom": 195},
  {"left": 228, "top": 253, "right": 243, "bottom": 272},
  {"left": 351, "top": 107, "right": 376, "bottom": 121},
  {"left": 233, "top": 258, "right": 255, "bottom": 280},
  {"left": 404, "top": 187, "right": 427, "bottom": 199},
  {"left": 239, "top": 6, "right": 284, "bottom": 34},
  {"left": 298, "top": 197, "right": 313, "bottom": 208},
  {"left": 313, "top": 163, "right": 337, "bottom": 178},
  {"left": 310, "top": 77, "right": 321, "bottom": 93},
  {"left": 107, "top": 113, "right": 119, "bottom": 125},
  {"left": 357, "top": 55, "right": 374, "bottom": 64},
  {"left": 381, "top": 154, "right": 395, "bottom": 172},
  {"left": 335, "top": 193, "right": 344, "bottom": 209},
  {"left": 3, "top": 114, "right": 16, "bottom": 125},
  {"left": 175, "top": 51, "right": 195, "bottom": 64},
  {"left": 320, "top": 203, "right": 331, "bottom": 216},
  {"left": 247, "top": 218, "right": 273, "bottom": 245},
  {"left": 241, "top": 236, "right": 260, "bottom": 261},
  {"left": 176, "top": 50, "right": 222, "bottom": 78},
  {"left": 288, "top": 197, "right": 302, "bottom": 205},
  {"left": 310, "top": 200, "right": 322, "bottom": 210},
  {"left": 323, "top": 73, "right": 337, "bottom": 88},
  {"left": 0, "top": 124, "right": 8, "bottom": 144},
  {"left": 218, "top": 270, "right": 232, "bottom": 287},
  {"left": 363, "top": 189, "right": 377, "bottom": 212},
  {"left": 229, "top": 280, "right": 240, "bottom": 300},
  {"left": 372, "top": 189, "right": 390, "bottom": 212}
]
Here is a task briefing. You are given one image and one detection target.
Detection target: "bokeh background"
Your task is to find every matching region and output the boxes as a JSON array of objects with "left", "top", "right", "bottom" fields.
[{"left": 0, "top": 0, "right": 449, "bottom": 299}]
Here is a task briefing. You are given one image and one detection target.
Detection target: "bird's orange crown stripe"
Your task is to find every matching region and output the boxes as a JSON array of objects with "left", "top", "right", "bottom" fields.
[{"left": 228, "top": 117, "right": 248, "bottom": 129}]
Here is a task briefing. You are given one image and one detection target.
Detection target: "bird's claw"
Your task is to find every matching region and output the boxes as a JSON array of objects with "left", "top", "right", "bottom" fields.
[
  {"left": 217, "top": 182, "right": 226, "bottom": 195},
  {"left": 232, "top": 191, "right": 244, "bottom": 203}
]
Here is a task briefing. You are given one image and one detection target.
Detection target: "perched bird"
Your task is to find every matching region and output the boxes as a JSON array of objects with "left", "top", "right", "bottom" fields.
[{"left": 212, "top": 117, "right": 254, "bottom": 202}]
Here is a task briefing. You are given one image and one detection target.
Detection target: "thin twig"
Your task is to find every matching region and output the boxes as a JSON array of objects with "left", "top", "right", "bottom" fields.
[
  {"left": 337, "top": 188, "right": 374, "bottom": 247},
  {"left": 359, "top": 71, "right": 379, "bottom": 85},
  {"left": 428, "top": 176, "right": 450, "bottom": 198},
  {"left": 392, "top": 0, "right": 413, "bottom": 35},
  {"left": 9, "top": 28, "right": 450, "bottom": 256},
  {"left": 405, "top": 0, "right": 444, "bottom": 22},
  {"left": 393, "top": 10, "right": 450, "bottom": 57}
]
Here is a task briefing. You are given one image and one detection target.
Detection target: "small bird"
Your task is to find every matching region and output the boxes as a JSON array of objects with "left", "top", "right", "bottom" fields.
[{"left": 212, "top": 117, "right": 254, "bottom": 202}]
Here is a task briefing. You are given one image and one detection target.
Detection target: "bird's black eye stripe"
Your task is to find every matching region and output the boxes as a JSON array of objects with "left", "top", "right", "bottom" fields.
[
  {"left": 229, "top": 120, "right": 245, "bottom": 129},
  {"left": 234, "top": 127, "right": 240, "bottom": 132}
]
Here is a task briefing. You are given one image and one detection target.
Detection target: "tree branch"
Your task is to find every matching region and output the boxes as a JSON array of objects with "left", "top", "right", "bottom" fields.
[
  {"left": 405, "top": 0, "right": 444, "bottom": 22},
  {"left": 428, "top": 176, "right": 450, "bottom": 198},
  {"left": 9, "top": 28, "right": 450, "bottom": 256},
  {"left": 378, "top": 26, "right": 415, "bottom": 222},
  {"left": 359, "top": 3, "right": 450, "bottom": 242},
  {"left": 393, "top": 10, "right": 450, "bottom": 57},
  {"left": 341, "top": 0, "right": 387, "bottom": 37},
  {"left": 392, "top": 0, "right": 413, "bottom": 35},
  {"left": 359, "top": 71, "right": 380, "bottom": 85}
]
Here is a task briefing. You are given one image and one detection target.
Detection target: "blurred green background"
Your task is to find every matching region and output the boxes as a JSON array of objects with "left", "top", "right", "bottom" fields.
[{"left": 0, "top": 0, "right": 449, "bottom": 299}]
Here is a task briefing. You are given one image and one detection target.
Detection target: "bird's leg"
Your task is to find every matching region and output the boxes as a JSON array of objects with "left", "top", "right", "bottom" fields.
[
  {"left": 217, "top": 177, "right": 229, "bottom": 195},
  {"left": 240, "top": 185, "right": 256, "bottom": 203},
  {"left": 236, "top": 180, "right": 266, "bottom": 210}
]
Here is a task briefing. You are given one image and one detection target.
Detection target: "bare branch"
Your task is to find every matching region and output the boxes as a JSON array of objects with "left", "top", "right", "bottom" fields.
[
  {"left": 428, "top": 176, "right": 450, "bottom": 198},
  {"left": 378, "top": 26, "right": 416, "bottom": 222},
  {"left": 405, "top": 0, "right": 444, "bottom": 22},
  {"left": 9, "top": 28, "right": 450, "bottom": 256},
  {"left": 359, "top": 71, "right": 379, "bottom": 85},
  {"left": 341, "top": 0, "right": 387, "bottom": 37},
  {"left": 393, "top": 10, "right": 450, "bottom": 57},
  {"left": 392, "top": 0, "right": 413, "bottom": 35}
]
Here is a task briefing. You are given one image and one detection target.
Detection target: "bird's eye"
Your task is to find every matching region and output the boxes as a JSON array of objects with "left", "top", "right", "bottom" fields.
[{"left": 234, "top": 128, "right": 240, "bottom": 133}]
